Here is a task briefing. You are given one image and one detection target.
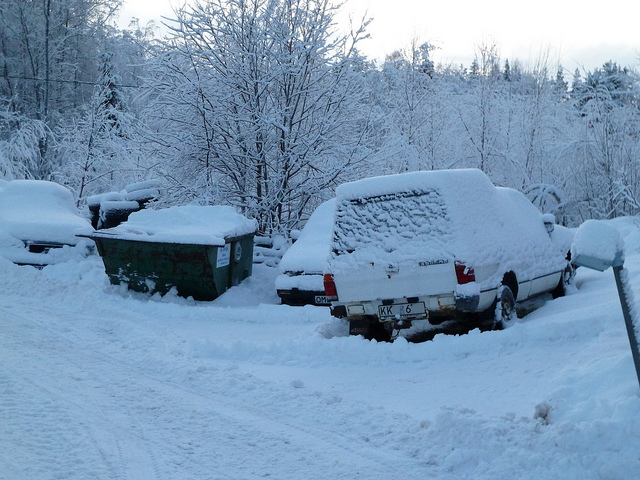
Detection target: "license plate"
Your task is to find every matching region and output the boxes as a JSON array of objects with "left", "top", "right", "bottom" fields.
[
  {"left": 315, "top": 295, "right": 330, "bottom": 305},
  {"left": 378, "top": 302, "right": 426, "bottom": 320}
]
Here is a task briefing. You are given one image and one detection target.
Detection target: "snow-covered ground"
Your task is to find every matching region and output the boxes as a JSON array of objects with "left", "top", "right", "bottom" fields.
[{"left": 2, "top": 218, "right": 640, "bottom": 479}]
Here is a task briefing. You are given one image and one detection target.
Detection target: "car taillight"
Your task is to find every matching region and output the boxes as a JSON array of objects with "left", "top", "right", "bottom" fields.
[
  {"left": 323, "top": 273, "right": 338, "bottom": 300},
  {"left": 455, "top": 262, "right": 475, "bottom": 284}
]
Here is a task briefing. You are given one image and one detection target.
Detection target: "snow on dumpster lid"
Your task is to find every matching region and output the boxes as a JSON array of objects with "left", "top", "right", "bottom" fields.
[
  {"left": 92, "top": 205, "right": 258, "bottom": 246},
  {"left": 0, "top": 180, "right": 94, "bottom": 245}
]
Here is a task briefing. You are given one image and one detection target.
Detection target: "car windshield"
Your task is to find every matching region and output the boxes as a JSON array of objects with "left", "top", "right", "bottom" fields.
[{"left": 331, "top": 189, "right": 454, "bottom": 264}]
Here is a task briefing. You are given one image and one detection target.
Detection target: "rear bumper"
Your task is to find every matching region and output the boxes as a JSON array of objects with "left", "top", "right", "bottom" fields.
[
  {"left": 277, "top": 289, "right": 331, "bottom": 307},
  {"left": 331, "top": 293, "right": 468, "bottom": 324}
]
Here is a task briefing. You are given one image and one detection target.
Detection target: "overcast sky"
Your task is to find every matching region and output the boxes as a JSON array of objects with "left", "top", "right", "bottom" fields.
[{"left": 119, "top": 0, "right": 639, "bottom": 73}]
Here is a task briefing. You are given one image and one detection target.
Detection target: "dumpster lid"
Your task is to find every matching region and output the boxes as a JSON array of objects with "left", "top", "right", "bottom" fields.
[{"left": 86, "top": 205, "right": 257, "bottom": 246}]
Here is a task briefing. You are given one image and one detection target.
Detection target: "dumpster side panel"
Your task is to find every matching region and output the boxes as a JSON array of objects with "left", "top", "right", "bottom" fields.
[
  {"left": 208, "top": 236, "right": 254, "bottom": 298},
  {"left": 95, "top": 237, "right": 219, "bottom": 300},
  {"left": 230, "top": 236, "right": 254, "bottom": 287},
  {"left": 208, "top": 244, "right": 231, "bottom": 299}
]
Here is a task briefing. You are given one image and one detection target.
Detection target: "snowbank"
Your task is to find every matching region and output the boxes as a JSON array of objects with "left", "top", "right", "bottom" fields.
[{"left": 2, "top": 215, "right": 640, "bottom": 479}]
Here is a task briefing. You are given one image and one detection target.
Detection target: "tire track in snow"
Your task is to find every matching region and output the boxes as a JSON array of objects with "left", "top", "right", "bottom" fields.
[{"left": 0, "top": 302, "right": 432, "bottom": 479}]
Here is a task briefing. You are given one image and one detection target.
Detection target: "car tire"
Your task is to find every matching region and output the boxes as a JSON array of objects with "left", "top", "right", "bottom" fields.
[
  {"left": 492, "top": 285, "right": 517, "bottom": 330},
  {"left": 370, "top": 321, "right": 393, "bottom": 342},
  {"left": 351, "top": 318, "right": 393, "bottom": 342}
]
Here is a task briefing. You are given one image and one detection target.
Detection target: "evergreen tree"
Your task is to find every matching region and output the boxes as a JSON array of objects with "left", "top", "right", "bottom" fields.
[
  {"left": 552, "top": 66, "right": 568, "bottom": 98},
  {"left": 503, "top": 59, "right": 511, "bottom": 82}
]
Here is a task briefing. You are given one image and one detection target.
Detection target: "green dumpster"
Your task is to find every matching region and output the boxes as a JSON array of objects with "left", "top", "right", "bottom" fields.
[{"left": 84, "top": 205, "right": 257, "bottom": 301}]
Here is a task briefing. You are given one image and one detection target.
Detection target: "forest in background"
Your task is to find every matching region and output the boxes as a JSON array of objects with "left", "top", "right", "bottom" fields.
[{"left": 1, "top": 0, "right": 639, "bottom": 234}]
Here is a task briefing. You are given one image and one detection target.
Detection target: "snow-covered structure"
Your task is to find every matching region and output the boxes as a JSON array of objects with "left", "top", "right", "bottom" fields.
[{"left": 326, "top": 169, "right": 574, "bottom": 340}]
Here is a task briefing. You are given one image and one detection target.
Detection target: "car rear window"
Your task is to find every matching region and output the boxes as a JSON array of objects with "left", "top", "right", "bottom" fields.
[{"left": 331, "top": 189, "right": 454, "bottom": 265}]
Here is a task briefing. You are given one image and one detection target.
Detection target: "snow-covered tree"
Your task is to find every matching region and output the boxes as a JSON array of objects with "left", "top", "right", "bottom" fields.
[
  {"left": 457, "top": 42, "right": 505, "bottom": 175},
  {"left": 374, "top": 40, "right": 464, "bottom": 173},
  {"left": 0, "top": 105, "right": 47, "bottom": 180},
  {"left": 56, "top": 52, "right": 144, "bottom": 201},
  {"left": 0, "top": 0, "right": 123, "bottom": 178},
  {"left": 146, "top": 0, "right": 374, "bottom": 233}
]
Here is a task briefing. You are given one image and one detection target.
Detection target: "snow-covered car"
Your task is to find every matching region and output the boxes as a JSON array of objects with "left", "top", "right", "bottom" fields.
[
  {"left": 276, "top": 199, "right": 335, "bottom": 306},
  {"left": 0, "top": 180, "right": 94, "bottom": 266},
  {"left": 323, "top": 169, "right": 574, "bottom": 341}
]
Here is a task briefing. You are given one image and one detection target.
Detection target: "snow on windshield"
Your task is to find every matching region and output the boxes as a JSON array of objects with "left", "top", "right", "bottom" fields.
[
  {"left": 94, "top": 205, "right": 258, "bottom": 246},
  {"left": 0, "top": 180, "right": 93, "bottom": 245}
]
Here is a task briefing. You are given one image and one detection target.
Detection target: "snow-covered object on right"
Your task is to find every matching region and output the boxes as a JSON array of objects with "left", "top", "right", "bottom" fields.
[{"left": 571, "top": 219, "right": 625, "bottom": 271}]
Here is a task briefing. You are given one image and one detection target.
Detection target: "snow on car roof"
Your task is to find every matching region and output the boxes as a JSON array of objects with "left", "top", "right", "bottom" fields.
[
  {"left": 335, "top": 168, "right": 495, "bottom": 201},
  {"left": 330, "top": 169, "right": 567, "bottom": 279},
  {"left": 91, "top": 205, "right": 258, "bottom": 246},
  {"left": 279, "top": 199, "right": 335, "bottom": 274},
  {"left": 0, "top": 180, "right": 93, "bottom": 245}
]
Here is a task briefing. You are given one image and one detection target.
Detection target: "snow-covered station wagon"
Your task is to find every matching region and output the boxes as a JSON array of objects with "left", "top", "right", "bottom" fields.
[{"left": 323, "top": 169, "right": 574, "bottom": 341}]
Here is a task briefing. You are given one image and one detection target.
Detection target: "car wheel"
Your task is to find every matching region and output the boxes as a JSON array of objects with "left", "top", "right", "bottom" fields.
[
  {"left": 351, "top": 318, "right": 393, "bottom": 342},
  {"left": 370, "top": 321, "right": 393, "bottom": 342},
  {"left": 493, "top": 285, "right": 516, "bottom": 330}
]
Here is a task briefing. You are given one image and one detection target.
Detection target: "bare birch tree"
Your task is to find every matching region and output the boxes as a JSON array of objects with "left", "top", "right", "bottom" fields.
[{"left": 145, "top": 0, "right": 374, "bottom": 233}]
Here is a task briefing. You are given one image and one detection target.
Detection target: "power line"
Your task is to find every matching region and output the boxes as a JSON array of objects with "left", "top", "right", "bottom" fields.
[{"left": 0, "top": 74, "right": 142, "bottom": 89}]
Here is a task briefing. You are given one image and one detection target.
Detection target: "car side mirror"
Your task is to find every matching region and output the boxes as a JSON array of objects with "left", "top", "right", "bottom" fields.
[{"left": 542, "top": 213, "right": 555, "bottom": 233}]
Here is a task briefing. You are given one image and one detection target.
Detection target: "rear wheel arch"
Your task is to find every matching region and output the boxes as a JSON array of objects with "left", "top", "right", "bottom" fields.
[{"left": 502, "top": 271, "right": 518, "bottom": 299}]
